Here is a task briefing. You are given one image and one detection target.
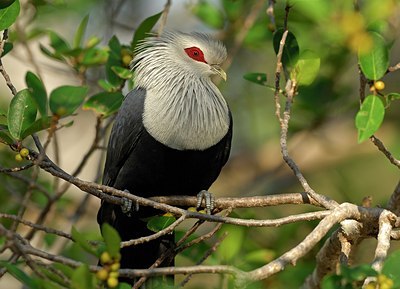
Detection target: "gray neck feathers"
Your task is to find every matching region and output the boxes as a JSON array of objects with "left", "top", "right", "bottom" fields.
[{"left": 134, "top": 41, "right": 230, "bottom": 151}]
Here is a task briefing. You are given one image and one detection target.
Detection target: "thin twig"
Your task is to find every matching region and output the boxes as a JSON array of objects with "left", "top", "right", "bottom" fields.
[
  {"left": 370, "top": 135, "right": 400, "bottom": 169},
  {"left": 0, "top": 30, "right": 17, "bottom": 95}
]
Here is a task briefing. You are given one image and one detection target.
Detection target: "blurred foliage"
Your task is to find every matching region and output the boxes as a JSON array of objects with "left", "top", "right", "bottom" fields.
[{"left": 0, "top": 0, "right": 400, "bottom": 288}]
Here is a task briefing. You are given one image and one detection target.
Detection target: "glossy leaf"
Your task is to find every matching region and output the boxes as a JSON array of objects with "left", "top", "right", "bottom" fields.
[
  {"left": 273, "top": 29, "right": 299, "bottom": 69},
  {"left": 131, "top": 12, "right": 162, "bottom": 49},
  {"left": 355, "top": 95, "right": 385, "bottom": 143},
  {"left": 358, "top": 32, "right": 389, "bottom": 80},
  {"left": 83, "top": 91, "right": 123, "bottom": 118},
  {"left": 71, "top": 227, "right": 98, "bottom": 256},
  {"left": 0, "top": 0, "right": 20, "bottom": 31},
  {"left": 382, "top": 250, "right": 400, "bottom": 287},
  {"left": 101, "top": 223, "right": 121, "bottom": 258},
  {"left": 81, "top": 48, "right": 108, "bottom": 66},
  {"left": 1, "top": 42, "right": 13, "bottom": 56},
  {"left": 71, "top": 264, "right": 93, "bottom": 289},
  {"left": 111, "top": 66, "right": 133, "bottom": 79},
  {"left": 106, "top": 36, "right": 123, "bottom": 86},
  {"left": 49, "top": 86, "right": 88, "bottom": 117},
  {"left": 21, "top": 116, "right": 52, "bottom": 139},
  {"left": 73, "top": 14, "right": 89, "bottom": 48},
  {"left": 243, "top": 72, "right": 268, "bottom": 86},
  {"left": 292, "top": 51, "right": 320, "bottom": 85},
  {"left": 25, "top": 71, "right": 47, "bottom": 116},
  {"left": 98, "top": 79, "right": 116, "bottom": 92},
  {"left": 7, "top": 89, "right": 37, "bottom": 140},
  {"left": 147, "top": 215, "right": 176, "bottom": 233},
  {"left": 192, "top": 1, "right": 225, "bottom": 29}
]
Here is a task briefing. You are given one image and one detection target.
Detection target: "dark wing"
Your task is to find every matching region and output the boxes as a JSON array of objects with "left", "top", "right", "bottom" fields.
[
  {"left": 98, "top": 88, "right": 146, "bottom": 225},
  {"left": 102, "top": 88, "right": 146, "bottom": 186},
  {"left": 220, "top": 109, "right": 233, "bottom": 167}
]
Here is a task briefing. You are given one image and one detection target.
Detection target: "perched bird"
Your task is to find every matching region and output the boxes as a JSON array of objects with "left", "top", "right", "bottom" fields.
[{"left": 97, "top": 31, "right": 232, "bottom": 283}]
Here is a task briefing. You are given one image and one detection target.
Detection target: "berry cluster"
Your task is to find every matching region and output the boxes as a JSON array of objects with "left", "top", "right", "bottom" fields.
[
  {"left": 15, "top": 148, "right": 29, "bottom": 162},
  {"left": 96, "top": 251, "right": 121, "bottom": 288},
  {"left": 364, "top": 274, "right": 394, "bottom": 289}
]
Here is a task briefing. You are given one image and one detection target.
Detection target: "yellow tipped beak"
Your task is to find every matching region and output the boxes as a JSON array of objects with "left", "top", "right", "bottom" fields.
[{"left": 211, "top": 65, "right": 227, "bottom": 81}]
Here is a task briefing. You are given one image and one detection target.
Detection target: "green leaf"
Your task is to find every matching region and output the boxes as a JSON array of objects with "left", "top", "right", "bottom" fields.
[
  {"left": 358, "top": 32, "right": 389, "bottom": 80},
  {"left": 7, "top": 89, "right": 37, "bottom": 140},
  {"left": 98, "top": 79, "right": 116, "bottom": 92},
  {"left": 218, "top": 225, "right": 246, "bottom": 262},
  {"left": 0, "top": 262, "right": 41, "bottom": 289},
  {"left": 244, "top": 249, "right": 275, "bottom": 265},
  {"left": 73, "top": 14, "right": 89, "bottom": 48},
  {"left": 81, "top": 48, "right": 108, "bottom": 66},
  {"left": 387, "top": 92, "right": 400, "bottom": 102},
  {"left": 83, "top": 91, "right": 123, "bottom": 118},
  {"left": 48, "top": 31, "right": 70, "bottom": 54},
  {"left": 291, "top": 51, "right": 320, "bottom": 86},
  {"left": 382, "top": 250, "right": 400, "bottom": 287},
  {"left": 25, "top": 71, "right": 47, "bottom": 116},
  {"left": 0, "top": 0, "right": 16, "bottom": 9},
  {"left": 39, "top": 43, "right": 64, "bottom": 61},
  {"left": 131, "top": 12, "right": 162, "bottom": 50},
  {"left": 147, "top": 215, "right": 176, "bottom": 233},
  {"left": 222, "top": 0, "right": 244, "bottom": 22},
  {"left": 0, "top": 0, "right": 20, "bottom": 31},
  {"left": 49, "top": 86, "right": 88, "bottom": 117},
  {"left": 85, "top": 35, "right": 101, "bottom": 48},
  {"left": 243, "top": 72, "right": 268, "bottom": 86},
  {"left": 1, "top": 42, "right": 13, "bottom": 57},
  {"left": 273, "top": 29, "right": 299, "bottom": 69},
  {"left": 101, "top": 223, "right": 121, "bottom": 258},
  {"left": 106, "top": 36, "right": 123, "bottom": 86},
  {"left": 0, "top": 128, "right": 14, "bottom": 144},
  {"left": 111, "top": 66, "right": 133, "bottom": 79},
  {"left": 355, "top": 95, "right": 385, "bottom": 143},
  {"left": 71, "top": 227, "right": 98, "bottom": 256},
  {"left": 71, "top": 264, "right": 93, "bottom": 289},
  {"left": 21, "top": 116, "right": 52, "bottom": 139},
  {"left": 191, "top": 1, "right": 225, "bottom": 29}
]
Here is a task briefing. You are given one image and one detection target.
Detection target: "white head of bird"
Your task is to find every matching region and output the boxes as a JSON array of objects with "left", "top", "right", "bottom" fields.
[{"left": 132, "top": 31, "right": 230, "bottom": 151}]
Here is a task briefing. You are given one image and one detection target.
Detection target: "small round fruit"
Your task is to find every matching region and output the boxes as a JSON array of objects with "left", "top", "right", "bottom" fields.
[
  {"left": 109, "top": 271, "right": 119, "bottom": 278},
  {"left": 107, "top": 277, "right": 119, "bottom": 288},
  {"left": 20, "top": 148, "right": 29, "bottom": 157},
  {"left": 374, "top": 80, "right": 385, "bottom": 91},
  {"left": 110, "top": 262, "right": 120, "bottom": 271},
  {"left": 15, "top": 154, "right": 23, "bottom": 162},
  {"left": 96, "top": 268, "right": 109, "bottom": 281},
  {"left": 122, "top": 54, "right": 133, "bottom": 66},
  {"left": 100, "top": 252, "right": 112, "bottom": 264}
]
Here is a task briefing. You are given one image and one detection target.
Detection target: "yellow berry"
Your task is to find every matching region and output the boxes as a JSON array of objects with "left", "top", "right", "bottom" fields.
[
  {"left": 374, "top": 80, "right": 385, "bottom": 91},
  {"left": 20, "top": 148, "right": 29, "bottom": 157},
  {"left": 110, "top": 262, "right": 120, "bottom": 271},
  {"left": 364, "top": 283, "right": 377, "bottom": 289},
  {"left": 96, "top": 268, "right": 109, "bottom": 281},
  {"left": 109, "top": 271, "right": 119, "bottom": 278},
  {"left": 122, "top": 54, "right": 133, "bottom": 66},
  {"left": 187, "top": 207, "right": 197, "bottom": 212},
  {"left": 163, "top": 212, "right": 174, "bottom": 217},
  {"left": 107, "top": 277, "right": 119, "bottom": 288},
  {"left": 198, "top": 209, "right": 206, "bottom": 214},
  {"left": 100, "top": 252, "right": 112, "bottom": 264},
  {"left": 15, "top": 153, "right": 23, "bottom": 162}
]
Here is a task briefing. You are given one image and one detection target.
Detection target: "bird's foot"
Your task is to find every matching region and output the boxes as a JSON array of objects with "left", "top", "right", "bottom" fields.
[
  {"left": 120, "top": 189, "right": 139, "bottom": 217},
  {"left": 196, "top": 190, "right": 215, "bottom": 214}
]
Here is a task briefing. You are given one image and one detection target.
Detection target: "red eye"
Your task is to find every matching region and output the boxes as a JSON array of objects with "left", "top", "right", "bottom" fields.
[{"left": 184, "top": 47, "right": 207, "bottom": 64}]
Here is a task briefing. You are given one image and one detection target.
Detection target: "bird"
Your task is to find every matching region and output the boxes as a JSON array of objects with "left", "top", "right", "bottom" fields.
[{"left": 97, "top": 31, "right": 233, "bottom": 285}]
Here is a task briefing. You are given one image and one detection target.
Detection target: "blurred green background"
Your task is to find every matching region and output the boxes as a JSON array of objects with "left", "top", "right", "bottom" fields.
[{"left": 1, "top": 0, "right": 400, "bottom": 288}]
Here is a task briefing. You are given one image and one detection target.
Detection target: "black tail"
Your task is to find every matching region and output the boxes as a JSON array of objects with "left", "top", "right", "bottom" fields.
[{"left": 97, "top": 202, "right": 175, "bottom": 285}]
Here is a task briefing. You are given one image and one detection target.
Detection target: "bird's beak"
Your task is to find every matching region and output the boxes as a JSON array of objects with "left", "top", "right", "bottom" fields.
[{"left": 211, "top": 65, "right": 227, "bottom": 81}]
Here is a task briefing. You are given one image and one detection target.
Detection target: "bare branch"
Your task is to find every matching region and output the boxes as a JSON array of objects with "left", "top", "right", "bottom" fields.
[{"left": 370, "top": 135, "right": 400, "bottom": 169}]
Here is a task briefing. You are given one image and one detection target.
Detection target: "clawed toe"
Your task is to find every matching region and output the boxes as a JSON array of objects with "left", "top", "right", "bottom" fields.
[
  {"left": 120, "top": 189, "right": 139, "bottom": 217},
  {"left": 196, "top": 190, "right": 215, "bottom": 214}
]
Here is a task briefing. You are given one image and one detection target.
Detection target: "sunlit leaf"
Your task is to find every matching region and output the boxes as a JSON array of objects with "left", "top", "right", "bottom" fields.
[
  {"left": 358, "top": 32, "right": 389, "bottom": 80},
  {"left": 218, "top": 225, "right": 246, "bottom": 261},
  {"left": 71, "top": 264, "right": 93, "bottom": 289},
  {"left": 382, "top": 250, "right": 400, "bottom": 287},
  {"left": 101, "top": 223, "right": 121, "bottom": 258},
  {"left": 98, "top": 79, "right": 116, "bottom": 92},
  {"left": 7, "top": 89, "right": 37, "bottom": 140},
  {"left": 83, "top": 91, "right": 123, "bottom": 118},
  {"left": 147, "top": 215, "right": 176, "bottom": 233},
  {"left": 355, "top": 95, "right": 385, "bottom": 143},
  {"left": 291, "top": 51, "right": 320, "bottom": 86},
  {"left": 49, "top": 86, "right": 88, "bottom": 117},
  {"left": 0, "top": 0, "right": 20, "bottom": 30},
  {"left": 81, "top": 48, "right": 108, "bottom": 66},
  {"left": 73, "top": 14, "right": 89, "bottom": 48},
  {"left": 25, "top": 71, "right": 47, "bottom": 116},
  {"left": 111, "top": 66, "right": 133, "bottom": 79},
  {"left": 131, "top": 12, "right": 162, "bottom": 49},
  {"left": 71, "top": 227, "right": 98, "bottom": 256}
]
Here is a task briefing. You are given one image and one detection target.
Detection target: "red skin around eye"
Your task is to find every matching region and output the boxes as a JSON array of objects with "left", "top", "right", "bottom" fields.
[{"left": 184, "top": 47, "right": 207, "bottom": 64}]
